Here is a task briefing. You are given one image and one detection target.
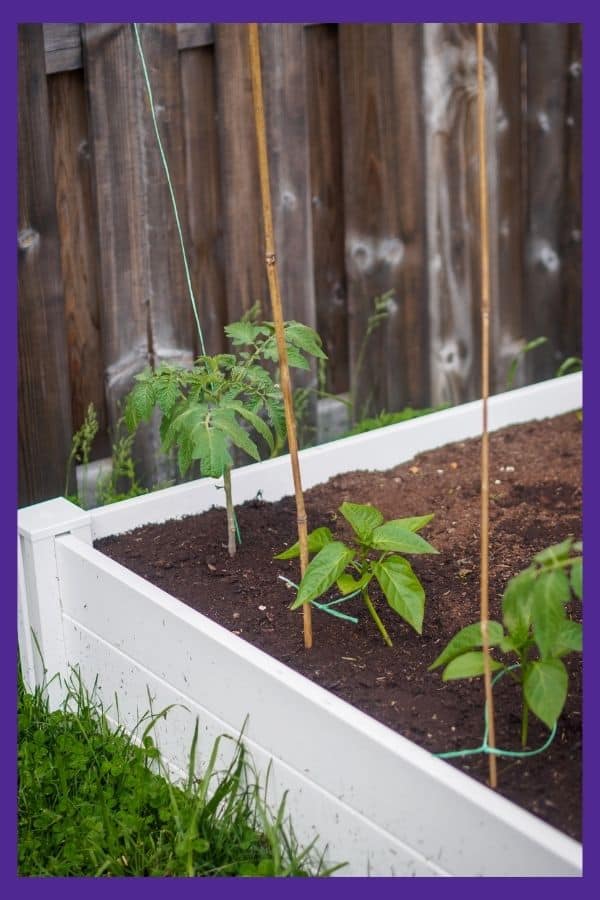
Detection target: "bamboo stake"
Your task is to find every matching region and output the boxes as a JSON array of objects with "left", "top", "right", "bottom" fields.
[
  {"left": 247, "top": 23, "right": 313, "bottom": 650},
  {"left": 476, "top": 22, "right": 498, "bottom": 788}
]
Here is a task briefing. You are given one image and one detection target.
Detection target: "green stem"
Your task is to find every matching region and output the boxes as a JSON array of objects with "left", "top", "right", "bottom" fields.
[
  {"left": 362, "top": 589, "right": 393, "bottom": 647},
  {"left": 223, "top": 467, "right": 236, "bottom": 558}
]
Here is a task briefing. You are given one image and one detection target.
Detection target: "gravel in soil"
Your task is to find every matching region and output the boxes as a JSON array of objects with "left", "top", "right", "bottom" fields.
[{"left": 97, "top": 413, "right": 582, "bottom": 841}]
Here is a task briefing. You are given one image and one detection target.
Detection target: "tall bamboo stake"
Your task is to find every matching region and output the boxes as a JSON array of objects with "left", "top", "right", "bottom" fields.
[
  {"left": 476, "top": 22, "right": 498, "bottom": 788},
  {"left": 247, "top": 23, "right": 313, "bottom": 649}
]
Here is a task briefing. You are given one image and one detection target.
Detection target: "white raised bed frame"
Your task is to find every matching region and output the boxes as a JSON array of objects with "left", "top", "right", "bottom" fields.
[{"left": 18, "top": 374, "right": 583, "bottom": 877}]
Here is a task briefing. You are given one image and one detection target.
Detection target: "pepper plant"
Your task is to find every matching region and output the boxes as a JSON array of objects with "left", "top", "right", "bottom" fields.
[
  {"left": 429, "top": 538, "right": 582, "bottom": 744},
  {"left": 276, "top": 501, "right": 438, "bottom": 646},
  {"left": 125, "top": 311, "right": 326, "bottom": 556}
]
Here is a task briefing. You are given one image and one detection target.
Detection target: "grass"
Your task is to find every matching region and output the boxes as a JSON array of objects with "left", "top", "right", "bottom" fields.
[{"left": 18, "top": 668, "right": 337, "bottom": 877}]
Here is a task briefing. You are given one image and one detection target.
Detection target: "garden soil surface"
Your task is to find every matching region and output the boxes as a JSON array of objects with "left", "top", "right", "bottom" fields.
[{"left": 97, "top": 413, "right": 582, "bottom": 841}]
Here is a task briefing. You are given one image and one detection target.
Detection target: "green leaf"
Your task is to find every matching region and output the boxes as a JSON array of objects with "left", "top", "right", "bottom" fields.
[
  {"left": 372, "top": 556, "right": 426, "bottom": 634},
  {"left": 371, "top": 522, "right": 438, "bottom": 555},
  {"left": 177, "top": 437, "right": 193, "bottom": 476},
  {"left": 284, "top": 321, "right": 328, "bottom": 360},
  {"left": 125, "top": 377, "right": 156, "bottom": 429},
  {"left": 531, "top": 571, "right": 569, "bottom": 658},
  {"left": 385, "top": 514, "right": 434, "bottom": 533},
  {"left": 336, "top": 571, "right": 371, "bottom": 595},
  {"left": 291, "top": 542, "right": 355, "bottom": 609},
  {"left": 189, "top": 421, "right": 233, "bottom": 478},
  {"left": 502, "top": 568, "right": 536, "bottom": 643},
  {"left": 534, "top": 538, "right": 574, "bottom": 565},
  {"left": 442, "top": 651, "right": 502, "bottom": 681},
  {"left": 339, "top": 502, "right": 384, "bottom": 542},
  {"left": 227, "top": 402, "right": 275, "bottom": 453},
  {"left": 429, "top": 621, "right": 504, "bottom": 670},
  {"left": 570, "top": 559, "right": 582, "bottom": 600},
  {"left": 154, "top": 375, "right": 180, "bottom": 416},
  {"left": 212, "top": 410, "right": 260, "bottom": 461},
  {"left": 275, "top": 527, "right": 334, "bottom": 560},
  {"left": 524, "top": 659, "right": 568, "bottom": 729},
  {"left": 553, "top": 620, "right": 582, "bottom": 656},
  {"left": 224, "top": 321, "right": 267, "bottom": 345},
  {"left": 285, "top": 344, "right": 311, "bottom": 370}
]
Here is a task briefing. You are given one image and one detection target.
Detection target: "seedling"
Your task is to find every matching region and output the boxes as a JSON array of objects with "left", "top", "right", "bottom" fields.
[
  {"left": 125, "top": 310, "right": 326, "bottom": 556},
  {"left": 276, "top": 501, "right": 438, "bottom": 646},
  {"left": 430, "top": 538, "right": 582, "bottom": 745}
]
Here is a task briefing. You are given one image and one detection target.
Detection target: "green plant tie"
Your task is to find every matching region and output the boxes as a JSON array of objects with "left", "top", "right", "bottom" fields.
[
  {"left": 435, "top": 665, "right": 557, "bottom": 760},
  {"left": 132, "top": 23, "right": 207, "bottom": 356},
  {"left": 277, "top": 576, "right": 359, "bottom": 624}
]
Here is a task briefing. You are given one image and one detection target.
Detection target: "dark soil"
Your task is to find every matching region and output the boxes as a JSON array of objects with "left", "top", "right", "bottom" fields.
[{"left": 97, "top": 413, "right": 582, "bottom": 841}]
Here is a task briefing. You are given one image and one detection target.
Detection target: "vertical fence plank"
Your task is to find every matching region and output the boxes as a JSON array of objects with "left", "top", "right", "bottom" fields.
[
  {"left": 494, "top": 24, "right": 527, "bottom": 390},
  {"left": 214, "top": 25, "right": 267, "bottom": 324},
  {"left": 260, "top": 24, "right": 318, "bottom": 434},
  {"left": 423, "top": 23, "right": 500, "bottom": 406},
  {"left": 305, "top": 24, "right": 348, "bottom": 394},
  {"left": 82, "top": 23, "right": 194, "bottom": 485},
  {"left": 523, "top": 24, "right": 570, "bottom": 381},
  {"left": 180, "top": 46, "right": 226, "bottom": 357},
  {"left": 560, "top": 24, "right": 582, "bottom": 362},
  {"left": 340, "top": 24, "right": 428, "bottom": 420},
  {"left": 47, "top": 69, "right": 108, "bottom": 440},
  {"left": 18, "top": 25, "right": 73, "bottom": 505}
]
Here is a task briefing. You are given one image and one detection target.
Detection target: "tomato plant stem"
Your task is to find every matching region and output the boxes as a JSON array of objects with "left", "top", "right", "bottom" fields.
[{"left": 223, "top": 467, "right": 236, "bottom": 558}]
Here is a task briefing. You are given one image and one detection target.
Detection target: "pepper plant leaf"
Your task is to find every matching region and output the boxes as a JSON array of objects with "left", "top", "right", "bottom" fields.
[
  {"left": 534, "top": 538, "right": 574, "bottom": 565},
  {"left": 339, "top": 502, "right": 384, "bottom": 542},
  {"left": 385, "top": 514, "right": 435, "bottom": 533},
  {"left": 429, "top": 620, "right": 504, "bottom": 670},
  {"left": 371, "top": 522, "right": 438, "bottom": 555},
  {"left": 336, "top": 571, "right": 371, "bottom": 595},
  {"left": 524, "top": 659, "right": 568, "bottom": 729},
  {"left": 372, "top": 556, "right": 425, "bottom": 634},
  {"left": 570, "top": 559, "right": 582, "bottom": 600},
  {"left": 291, "top": 542, "right": 355, "bottom": 608},
  {"left": 531, "top": 571, "right": 569, "bottom": 658},
  {"left": 502, "top": 568, "right": 536, "bottom": 644},
  {"left": 553, "top": 620, "right": 582, "bottom": 656},
  {"left": 275, "top": 527, "right": 334, "bottom": 560},
  {"left": 441, "top": 651, "right": 502, "bottom": 681}
]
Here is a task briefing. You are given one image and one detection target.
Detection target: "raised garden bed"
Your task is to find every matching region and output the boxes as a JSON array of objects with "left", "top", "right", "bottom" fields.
[{"left": 18, "top": 374, "right": 583, "bottom": 876}]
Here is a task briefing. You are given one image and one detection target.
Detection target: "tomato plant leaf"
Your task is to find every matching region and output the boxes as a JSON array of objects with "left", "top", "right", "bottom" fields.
[
  {"left": 371, "top": 523, "right": 438, "bottom": 555},
  {"left": 372, "top": 556, "right": 425, "bottom": 634},
  {"left": 284, "top": 321, "right": 328, "bottom": 360},
  {"left": 429, "top": 621, "right": 504, "bottom": 670},
  {"left": 291, "top": 542, "right": 355, "bottom": 608},
  {"left": 524, "top": 659, "right": 568, "bottom": 729},
  {"left": 339, "top": 502, "right": 384, "bottom": 541},
  {"left": 212, "top": 410, "right": 260, "bottom": 461},
  {"left": 442, "top": 651, "right": 502, "bottom": 681},
  {"left": 275, "top": 527, "right": 334, "bottom": 560}
]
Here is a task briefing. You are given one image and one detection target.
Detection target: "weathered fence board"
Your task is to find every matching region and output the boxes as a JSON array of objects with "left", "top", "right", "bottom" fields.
[
  {"left": 19, "top": 23, "right": 582, "bottom": 505},
  {"left": 523, "top": 24, "right": 570, "bottom": 382},
  {"left": 47, "top": 70, "right": 107, "bottom": 441},
  {"left": 81, "top": 23, "right": 193, "bottom": 485},
  {"left": 18, "top": 24, "right": 73, "bottom": 505},
  {"left": 306, "top": 24, "right": 348, "bottom": 395},
  {"left": 340, "top": 23, "right": 429, "bottom": 419},
  {"left": 179, "top": 46, "right": 226, "bottom": 357}
]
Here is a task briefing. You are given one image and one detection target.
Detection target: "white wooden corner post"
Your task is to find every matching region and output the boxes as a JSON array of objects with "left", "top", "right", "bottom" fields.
[{"left": 18, "top": 498, "right": 92, "bottom": 708}]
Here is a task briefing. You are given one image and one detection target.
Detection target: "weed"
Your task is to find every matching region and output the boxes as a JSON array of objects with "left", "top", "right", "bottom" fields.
[
  {"left": 64, "top": 403, "right": 99, "bottom": 504},
  {"left": 18, "top": 667, "right": 338, "bottom": 877}
]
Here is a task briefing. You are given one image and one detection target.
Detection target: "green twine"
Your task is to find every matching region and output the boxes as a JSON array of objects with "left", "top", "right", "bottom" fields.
[
  {"left": 435, "top": 665, "right": 557, "bottom": 761},
  {"left": 132, "top": 23, "right": 206, "bottom": 356},
  {"left": 277, "top": 576, "right": 359, "bottom": 625}
]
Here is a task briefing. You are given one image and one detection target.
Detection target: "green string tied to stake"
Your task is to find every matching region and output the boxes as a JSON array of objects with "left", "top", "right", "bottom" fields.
[
  {"left": 132, "top": 23, "right": 207, "bottom": 357},
  {"left": 435, "top": 664, "right": 557, "bottom": 761}
]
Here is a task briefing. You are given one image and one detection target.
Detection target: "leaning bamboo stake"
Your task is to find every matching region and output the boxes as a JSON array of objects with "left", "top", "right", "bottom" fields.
[
  {"left": 248, "top": 23, "right": 313, "bottom": 650},
  {"left": 476, "top": 22, "right": 498, "bottom": 788}
]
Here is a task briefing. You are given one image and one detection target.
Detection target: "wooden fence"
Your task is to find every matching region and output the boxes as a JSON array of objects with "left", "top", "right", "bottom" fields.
[{"left": 18, "top": 23, "right": 582, "bottom": 506}]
